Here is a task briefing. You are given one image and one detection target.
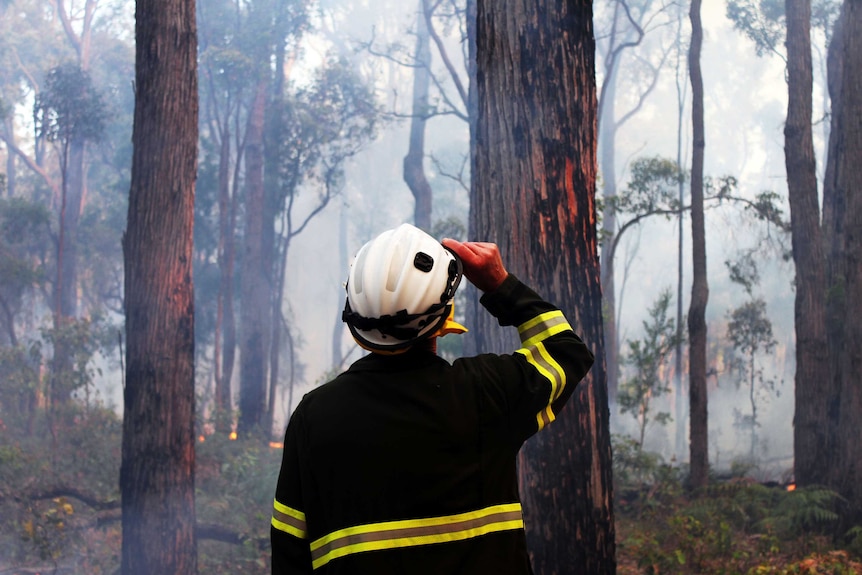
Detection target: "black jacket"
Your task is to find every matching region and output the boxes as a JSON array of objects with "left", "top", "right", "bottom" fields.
[{"left": 271, "top": 275, "right": 594, "bottom": 574}]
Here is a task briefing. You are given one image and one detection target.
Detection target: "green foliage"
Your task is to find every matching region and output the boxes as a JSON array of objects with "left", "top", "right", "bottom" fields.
[
  {"left": 726, "top": 298, "right": 779, "bottom": 457},
  {"left": 620, "top": 481, "right": 852, "bottom": 575},
  {"left": 726, "top": 0, "right": 840, "bottom": 57},
  {"left": 618, "top": 288, "right": 682, "bottom": 448},
  {"left": 728, "top": 299, "right": 776, "bottom": 360},
  {"left": 726, "top": 252, "right": 761, "bottom": 296},
  {"left": 0, "top": 198, "right": 51, "bottom": 333},
  {"left": 726, "top": 0, "right": 785, "bottom": 58},
  {"left": 0, "top": 342, "right": 42, "bottom": 418},
  {"left": 845, "top": 525, "right": 862, "bottom": 558},
  {"left": 41, "top": 315, "right": 109, "bottom": 402},
  {"left": 34, "top": 63, "right": 106, "bottom": 146},
  {"left": 272, "top": 55, "right": 381, "bottom": 201},
  {"left": 611, "top": 156, "right": 685, "bottom": 216}
]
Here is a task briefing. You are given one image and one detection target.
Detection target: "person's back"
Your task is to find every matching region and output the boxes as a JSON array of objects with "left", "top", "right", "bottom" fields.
[{"left": 271, "top": 225, "right": 594, "bottom": 574}]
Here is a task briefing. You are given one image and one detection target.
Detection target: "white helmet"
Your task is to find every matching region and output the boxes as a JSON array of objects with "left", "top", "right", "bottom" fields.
[{"left": 342, "top": 223, "right": 463, "bottom": 352}]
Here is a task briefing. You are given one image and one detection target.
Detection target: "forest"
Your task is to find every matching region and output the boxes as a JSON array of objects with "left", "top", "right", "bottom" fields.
[{"left": 0, "top": 0, "right": 861, "bottom": 573}]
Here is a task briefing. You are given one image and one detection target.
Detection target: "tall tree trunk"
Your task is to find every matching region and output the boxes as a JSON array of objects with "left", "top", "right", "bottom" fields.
[
  {"left": 238, "top": 82, "right": 271, "bottom": 435},
  {"left": 403, "top": 0, "right": 433, "bottom": 232},
  {"left": 215, "top": 128, "right": 235, "bottom": 434},
  {"left": 831, "top": 0, "right": 862, "bottom": 519},
  {"left": 687, "top": 0, "right": 709, "bottom": 490},
  {"left": 51, "top": 138, "right": 86, "bottom": 407},
  {"left": 3, "top": 116, "right": 16, "bottom": 197},
  {"left": 471, "top": 0, "right": 615, "bottom": 572},
  {"left": 674, "top": 11, "right": 688, "bottom": 459},
  {"left": 60, "top": 138, "right": 85, "bottom": 320},
  {"left": 332, "top": 201, "right": 348, "bottom": 368},
  {"left": 120, "top": 0, "right": 198, "bottom": 571},
  {"left": 786, "top": 0, "right": 829, "bottom": 488},
  {"left": 822, "top": 4, "right": 844, "bottom": 497},
  {"left": 599, "top": 67, "right": 620, "bottom": 403}
]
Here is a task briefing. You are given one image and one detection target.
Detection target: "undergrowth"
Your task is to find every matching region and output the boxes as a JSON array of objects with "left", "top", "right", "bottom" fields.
[{"left": 614, "top": 435, "right": 862, "bottom": 575}]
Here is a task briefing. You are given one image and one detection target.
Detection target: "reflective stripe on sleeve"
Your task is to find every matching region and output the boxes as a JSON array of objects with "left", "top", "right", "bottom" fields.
[
  {"left": 516, "top": 342, "right": 567, "bottom": 431},
  {"left": 272, "top": 499, "right": 308, "bottom": 539},
  {"left": 517, "top": 310, "right": 571, "bottom": 348},
  {"left": 309, "top": 502, "right": 523, "bottom": 570},
  {"left": 516, "top": 311, "right": 571, "bottom": 431}
]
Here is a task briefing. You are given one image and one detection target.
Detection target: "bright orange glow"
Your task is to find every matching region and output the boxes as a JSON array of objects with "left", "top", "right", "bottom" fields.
[
  {"left": 269, "top": 441, "right": 284, "bottom": 449},
  {"left": 787, "top": 483, "right": 796, "bottom": 492},
  {"left": 229, "top": 431, "right": 238, "bottom": 441},
  {"left": 198, "top": 435, "right": 205, "bottom": 443}
]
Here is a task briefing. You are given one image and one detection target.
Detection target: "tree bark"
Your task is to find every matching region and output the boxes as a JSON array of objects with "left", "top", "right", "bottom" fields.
[
  {"left": 470, "top": 0, "right": 615, "bottom": 572},
  {"left": 687, "top": 0, "right": 709, "bottom": 490},
  {"left": 238, "top": 81, "right": 271, "bottom": 436},
  {"left": 215, "top": 128, "right": 236, "bottom": 434},
  {"left": 120, "top": 0, "right": 198, "bottom": 572},
  {"left": 831, "top": 0, "right": 862, "bottom": 519},
  {"left": 785, "top": 0, "right": 830, "bottom": 488}
]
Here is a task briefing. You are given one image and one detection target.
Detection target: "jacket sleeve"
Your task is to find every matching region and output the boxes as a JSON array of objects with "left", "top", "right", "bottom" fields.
[
  {"left": 271, "top": 407, "right": 313, "bottom": 574},
  {"left": 473, "top": 273, "right": 595, "bottom": 445}
]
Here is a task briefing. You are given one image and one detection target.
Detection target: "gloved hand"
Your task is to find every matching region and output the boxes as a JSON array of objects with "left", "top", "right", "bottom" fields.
[{"left": 442, "top": 239, "right": 508, "bottom": 293}]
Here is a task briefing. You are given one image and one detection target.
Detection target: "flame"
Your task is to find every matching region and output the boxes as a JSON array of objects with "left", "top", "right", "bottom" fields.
[
  {"left": 787, "top": 483, "right": 796, "bottom": 492},
  {"left": 229, "top": 431, "right": 238, "bottom": 441},
  {"left": 198, "top": 435, "right": 205, "bottom": 443},
  {"left": 269, "top": 441, "right": 284, "bottom": 449}
]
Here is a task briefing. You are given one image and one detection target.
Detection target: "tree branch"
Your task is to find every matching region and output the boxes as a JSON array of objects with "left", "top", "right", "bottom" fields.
[
  {"left": 0, "top": 134, "right": 60, "bottom": 198},
  {"left": 423, "top": 0, "right": 468, "bottom": 109}
]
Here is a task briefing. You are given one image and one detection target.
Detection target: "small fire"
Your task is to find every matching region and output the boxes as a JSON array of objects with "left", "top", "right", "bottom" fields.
[
  {"left": 786, "top": 483, "right": 796, "bottom": 492},
  {"left": 269, "top": 441, "right": 284, "bottom": 449},
  {"left": 198, "top": 435, "right": 205, "bottom": 443},
  {"left": 229, "top": 431, "right": 238, "bottom": 441}
]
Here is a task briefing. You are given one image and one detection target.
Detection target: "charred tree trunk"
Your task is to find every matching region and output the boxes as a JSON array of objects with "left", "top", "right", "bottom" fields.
[
  {"left": 831, "top": 0, "right": 862, "bottom": 519},
  {"left": 403, "top": 0, "right": 433, "bottom": 232},
  {"left": 120, "top": 0, "right": 198, "bottom": 572},
  {"left": 823, "top": 6, "right": 844, "bottom": 498},
  {"left": 785, "top": 0, "right": 830, "bottom": 488},
  {"left": 238, "top": 82, "right": 271, "bottom": 436},
  {"left": 687, "top": 0, "right": 709, "bottom": 490},
  {"left": 470, "top": 0, "right": 615, "bottom": 572}
]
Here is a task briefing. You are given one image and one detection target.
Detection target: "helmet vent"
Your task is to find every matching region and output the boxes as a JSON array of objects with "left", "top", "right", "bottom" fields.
[
  {"left": 352, "top": 248, "right": 368, "bottom": 294},
  {"left": 413, "top": 252, "right": 434, "bottom": 272},
  {"left": 386, "top": 243, "right": 406, "bottom": 291}
]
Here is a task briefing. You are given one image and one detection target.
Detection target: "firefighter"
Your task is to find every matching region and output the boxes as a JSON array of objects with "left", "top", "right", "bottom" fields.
[{"left": 271, "top": 223, "right": 594, "bottom": 574}]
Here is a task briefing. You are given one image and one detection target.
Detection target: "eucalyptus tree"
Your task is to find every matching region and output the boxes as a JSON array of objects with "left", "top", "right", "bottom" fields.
[
  {"left": 470, "top": 0, "right": 614, "bottom": 571},
  {"left": 726, "top": 298, "right": 778, "bottom": 459},
  {"left": 594, "top": 0, "right": 676, "bottom": 402},
  {"left": 618, "top": 288, "right": 680, "bottom": 450},
  {"left": 195, "top": 0, "right": 381, "bottom": 436},
  {"left": 120, "top": 0, "right": 198, "bottom": 571},
  {"left": 688, "top": 0, "right": 709, "bottom": 491},
  {"left": 824, "top": 0, "right": 862, "bottom": 521}
]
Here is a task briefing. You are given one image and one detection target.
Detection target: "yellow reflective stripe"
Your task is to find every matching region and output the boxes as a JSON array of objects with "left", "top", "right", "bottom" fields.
[
  {"left": 309, "top": 503, "right": 523, "bottom": 569},
  {"left": 272, "top": 499, "right": 307, "bottom": 539},
  {"left": 517, "top": 311, "right": 571, "bottom": 348},
  {"left": 517, "top": 341, "right": 567, "bottom": 431},
  {"left": 536, "top": 405, "right": 556, "bottom": 431}
]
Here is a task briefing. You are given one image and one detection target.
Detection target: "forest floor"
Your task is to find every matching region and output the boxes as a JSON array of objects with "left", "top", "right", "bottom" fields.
[{"left": 2, "top": 409, "right": 861, "bottom": 574}]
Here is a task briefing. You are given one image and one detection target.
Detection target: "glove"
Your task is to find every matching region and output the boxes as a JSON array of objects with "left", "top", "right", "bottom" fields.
[{"left": 441, "top": 239, "right": 508, "bottom": 293}]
